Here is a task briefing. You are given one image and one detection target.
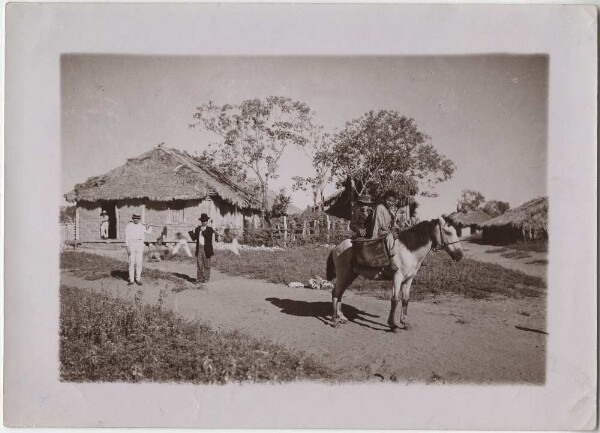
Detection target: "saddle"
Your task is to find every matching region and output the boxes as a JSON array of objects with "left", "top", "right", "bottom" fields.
[
  {"left": 352, "top": 235, "right": 392, "bottom": 268},
  {"left": 352, "top": 235, "right": 396, "bottom": 281}
]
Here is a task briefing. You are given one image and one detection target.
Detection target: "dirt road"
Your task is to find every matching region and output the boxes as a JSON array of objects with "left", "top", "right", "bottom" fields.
[
  {"left": 461, "top": 240, "right": 547, "bottom": 281},
  {"left": 62, "top": 248, "right": 546, "bottom": 384}
]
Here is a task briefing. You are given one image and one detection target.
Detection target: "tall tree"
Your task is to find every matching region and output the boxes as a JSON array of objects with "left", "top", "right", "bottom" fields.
[
  {"left": 457, "top": 189, "right": 486, "bottom": 212},
  {"left": 328, "top": 110, "right": 455, "bottom": 202},
  {"left": 482, "top": 200, "right": 511, "bottom": 217},
  {"left": 291, "top": 125, "right": 333, "bottom": 211},
  {"left": 190, "top": 97, "right": 312, "bottom": 214}
]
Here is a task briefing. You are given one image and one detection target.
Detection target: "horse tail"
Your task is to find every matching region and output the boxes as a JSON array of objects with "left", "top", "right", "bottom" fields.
[{"left": 326, "top": 251, "right": 336, "bottom": 281}]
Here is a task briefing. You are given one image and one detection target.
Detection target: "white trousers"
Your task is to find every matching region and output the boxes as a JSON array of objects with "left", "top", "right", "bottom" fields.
[
  {"left": 171, "top": 239, "right": 192, "bottom": 257},
  {"left": 100, "top": 223, "right": 109, "bottom": 238},
  {"left": 128, "top": 244, "right": 144, "bottom": 282}
]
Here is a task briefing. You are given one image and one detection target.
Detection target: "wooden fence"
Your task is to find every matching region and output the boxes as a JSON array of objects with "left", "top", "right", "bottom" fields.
[
  {"left": 243, "top": 215, "right": 352, "bottom": 247},
  {"left": 60, "top": 223, "right": 77, "bottom": 244}
]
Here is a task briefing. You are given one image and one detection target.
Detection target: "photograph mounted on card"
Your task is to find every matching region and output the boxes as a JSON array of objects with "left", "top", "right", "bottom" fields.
[{"left": 4, "top": 3, "right": 597, "bottom": 430}]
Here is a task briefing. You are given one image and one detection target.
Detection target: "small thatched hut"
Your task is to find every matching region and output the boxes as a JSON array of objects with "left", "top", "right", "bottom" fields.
[
  {"left": 446, "top": 210, "right": 492, "bottom": 237},
  {"left": 480, "top": 197, "right": 548, "bottom": 244},
  {"left": 65, "top": 146, "right": 263, "bottom": 243}
]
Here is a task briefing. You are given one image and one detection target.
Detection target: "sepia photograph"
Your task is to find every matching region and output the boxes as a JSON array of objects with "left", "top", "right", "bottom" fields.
[
  {"left": 4, "top": 3, "right": 596, "bottom": 429},
  {"left": 60, "top": 54, "right": 548, "bottom": 385}
]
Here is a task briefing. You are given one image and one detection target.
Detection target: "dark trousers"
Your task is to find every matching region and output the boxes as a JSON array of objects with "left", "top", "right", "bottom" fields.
[{"left": 196, "top": 250, "right": 211, "bottom": 282}]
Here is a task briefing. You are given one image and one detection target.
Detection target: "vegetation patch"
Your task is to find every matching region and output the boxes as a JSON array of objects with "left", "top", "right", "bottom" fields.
[
  {"left": 526, "top": 259, "right": 548, "bottom": 265},
  {"left": 60, "top": 285, "right": 335, "bottom": 383},
  {"left": 500, "top": 251, "right": 532, "bottom": 260},
  {"left": 485, "top": 247, "right": 509, "bottom": 254},
  {"left": 61, "top": 251, "right": 186, "bottom": 283},
  {"left": 212, "top": 247, "right": 546, "bottom": 300}
]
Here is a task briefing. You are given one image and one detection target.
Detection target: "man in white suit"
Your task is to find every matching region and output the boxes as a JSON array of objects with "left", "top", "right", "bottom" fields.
[{"left": 125, "top": 213, "right": 152, "bottom": 286}]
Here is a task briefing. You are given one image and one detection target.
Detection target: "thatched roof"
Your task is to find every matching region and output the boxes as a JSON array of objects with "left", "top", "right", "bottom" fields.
[
  {"left": 446, "top": 210, "right": 492, "bottom": 227},
  {"left": 480, "top": 197, "right": 548, "bottom": 230},
  {"left": 65, "top": 146, "right": 262, "bottom": 209}
]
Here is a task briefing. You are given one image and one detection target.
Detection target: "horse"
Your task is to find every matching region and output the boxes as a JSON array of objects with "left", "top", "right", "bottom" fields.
[{"left": 326, "top": 216, "right": 464, "bottom": 332}]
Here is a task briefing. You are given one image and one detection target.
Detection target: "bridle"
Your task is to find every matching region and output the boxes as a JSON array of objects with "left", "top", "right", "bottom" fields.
[
  {"left": 436, "top": 222, "right": 462, "bottom": 250},
  {"left": 422, "top": 221, "right": 461, "bottom": 262}
]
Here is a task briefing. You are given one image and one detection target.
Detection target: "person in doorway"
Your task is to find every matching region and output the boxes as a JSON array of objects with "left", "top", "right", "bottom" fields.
[
  {"left": 349, "top": 194, "right": 374, "bottom": 239},
  {"left": 100, "top": 211, "right": 109, "bottom": 239},
  {"left": 189, "top": 213, "right": 220, "bottom": 285},
  {"left": 125, "top": 213, "right": 152, "bottom": 286}
]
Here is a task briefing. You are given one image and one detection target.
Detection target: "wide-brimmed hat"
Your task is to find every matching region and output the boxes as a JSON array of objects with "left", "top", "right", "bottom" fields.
[
  {"left": 101, "top": 210, "right": 107, "bottom": 215},
  {"left": 357, "top": 194, "right": 373, "bottom": 205},
  {"left": 132, "top": 213, "right": 141, "bottom": 220},
  {"left": 199, "top": 213, "right": 210, "bottom": 222}
]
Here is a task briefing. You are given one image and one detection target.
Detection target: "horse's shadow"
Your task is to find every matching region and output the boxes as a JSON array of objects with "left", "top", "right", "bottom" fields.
[{"left": 265, "top": 297, "right": 389, "bottom": 331}]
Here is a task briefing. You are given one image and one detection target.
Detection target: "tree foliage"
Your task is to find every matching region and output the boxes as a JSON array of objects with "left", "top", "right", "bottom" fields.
[
  {"left": 326, "top": 110, "right": 455, "bottom": 202},
  {"left": 269, "top": 188, "right": 292, "bottom": 218},
  {"left": 482, "top": 200, "right": 511, "bottom": 217},
  {"left": 291, "top": 125, "right": 333, "bottom": 211},
  {"left": 457, "top": 189, "right": 486, "bottom": 212},
  {"left": 190, "top": 97, "right": 312, "bottom": 213}
]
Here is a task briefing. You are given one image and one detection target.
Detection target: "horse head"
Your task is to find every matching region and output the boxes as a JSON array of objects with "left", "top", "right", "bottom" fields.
[{"left": 434, "top": 216, "right": 464, "bottom": 262}]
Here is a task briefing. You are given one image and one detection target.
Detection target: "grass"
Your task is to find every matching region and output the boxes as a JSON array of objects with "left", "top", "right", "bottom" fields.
[
  {"left": 212, "top": 246, "right": 546, "bottom": 300},
  {"left": 61, "top": 251, "right": 190, "bottom": 285},
  {"left": 507, "top": 241, "right": 548, "bottom": 253},
  {"left": 500, "top": 251, "right": 532, "bottom": 260},
  {"left": 60, "top": 285, "right": 335, "bottom": 383},
  {"left": 526, "top": 259, "right": 548, "bottom": 265},
  {"left": 485, "top": 247, "right": 509, "bottom": 254},
  {"left": 480, "top": 241, "right": 548, "bottom": 254}
]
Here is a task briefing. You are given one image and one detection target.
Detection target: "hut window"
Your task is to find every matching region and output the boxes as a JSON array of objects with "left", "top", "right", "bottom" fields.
[{"left": 168, "top": 201, "right": 185, "bottom": 223}]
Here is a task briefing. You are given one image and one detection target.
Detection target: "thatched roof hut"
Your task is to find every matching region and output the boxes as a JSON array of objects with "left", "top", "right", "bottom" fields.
[
  {"left": 446, "top": 210, "right": 492, "bottom": 228},
  {"left": 65, "top": 146, "right": 265, "bottom": 242},
  {"left": 480, "top": 197, "right": 548, "bottom": 244},
  {"left": 65, "top": 146, "right": 261, "bottom": 209}
]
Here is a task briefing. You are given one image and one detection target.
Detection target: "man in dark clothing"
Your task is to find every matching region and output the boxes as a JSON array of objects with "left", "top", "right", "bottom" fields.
[
  {"left": 188, "top": 213, "right": 219, "bottom": 285},
  {"left": 350, "top": 194, "right": 374, "bottom": 239}
]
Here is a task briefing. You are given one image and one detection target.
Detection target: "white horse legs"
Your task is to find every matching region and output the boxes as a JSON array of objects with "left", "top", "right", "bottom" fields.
[
  {"left": 388, "top": 275, "right": 414, "bottom": 332},
  {"left": 332, "top": 274, "right": 356, "bottom": 327},
  {"left": 387, "top": 272, "right": 403, "bottom": 332},
  {"left": 399, "top": 278, "right": 414, "bottom": 330}
]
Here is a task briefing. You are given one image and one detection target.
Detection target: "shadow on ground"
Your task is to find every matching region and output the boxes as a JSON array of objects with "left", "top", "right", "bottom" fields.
[{"left": 265, "top": 297, "right": 389, "bottom": 330}]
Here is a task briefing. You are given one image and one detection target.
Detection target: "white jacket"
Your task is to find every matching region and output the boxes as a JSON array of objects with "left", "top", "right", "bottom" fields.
[{"left": 125, "top": 222, "right": 152, "bottom": 248}]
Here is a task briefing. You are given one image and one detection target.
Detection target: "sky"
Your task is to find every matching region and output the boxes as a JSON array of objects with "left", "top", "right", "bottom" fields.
[{"left": 62, "top": 55, "right": 547, "bottom": 218}]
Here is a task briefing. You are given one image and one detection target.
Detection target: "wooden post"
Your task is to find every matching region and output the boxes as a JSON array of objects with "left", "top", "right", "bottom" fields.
[
  {"left": 302, "top": 220, "right": 307, "bottom": 240},
  {"left": 115, "top": 202, "right": 120, "bottom": 240},
  {"left": 75, "top": 206, "right": 80, "bottom": 240},
  {"left": 326, "top": 214, "right": 331, "bottom": 243},
  {"left": 283, "top": 215, "right": 288, "bottom": 248}
]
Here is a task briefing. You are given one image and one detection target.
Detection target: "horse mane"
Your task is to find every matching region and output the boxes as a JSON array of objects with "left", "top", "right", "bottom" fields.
[{"left": 394, "top": 220, "right": 437, "bottom": 252}]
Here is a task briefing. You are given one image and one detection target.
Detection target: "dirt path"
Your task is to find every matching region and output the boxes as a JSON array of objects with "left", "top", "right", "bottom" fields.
[
  {"left": 62, "top": 248, "right": 546, "bottom": 384},
  {"left": 461, "top": 240, "right": 547, "bottom": 281}
]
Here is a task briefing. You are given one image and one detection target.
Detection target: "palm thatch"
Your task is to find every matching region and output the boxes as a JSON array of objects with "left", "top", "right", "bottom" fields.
[
  {"left": 446, "top": 210, "right": 492, "bottom": 228},
  {"left": 480, "top": 197, "right": 548, "bottom": 243},
  {"left": 64, "top": 146, "right": 262, "bottom": 209}
]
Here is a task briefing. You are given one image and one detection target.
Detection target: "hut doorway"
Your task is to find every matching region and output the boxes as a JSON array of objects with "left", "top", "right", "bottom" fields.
[{"left": 101, "top": 201, "right": 117, "bottom": 239}]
